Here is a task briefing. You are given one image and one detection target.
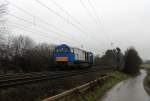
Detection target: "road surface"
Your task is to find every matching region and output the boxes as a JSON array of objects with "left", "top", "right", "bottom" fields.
[{"left": 100, "top": 70, "right": 150, "bottom": 101}]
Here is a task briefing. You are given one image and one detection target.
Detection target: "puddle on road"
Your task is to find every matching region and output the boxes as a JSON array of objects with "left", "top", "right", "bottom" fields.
[{"left": 101, "top": 70, "right": 150, "bottom": 101}]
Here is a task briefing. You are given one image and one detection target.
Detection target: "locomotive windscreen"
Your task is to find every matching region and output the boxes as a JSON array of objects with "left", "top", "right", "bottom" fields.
[{"left": 55, "top": 47, "right": 70, "bottom": 53}]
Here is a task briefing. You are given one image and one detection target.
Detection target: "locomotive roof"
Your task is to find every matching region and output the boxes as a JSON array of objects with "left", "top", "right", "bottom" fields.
[
  {"left": 56, "top": 44, "right": 93, "bottom": 54},
  {"left": 55, "top": 44, "right": 70, "bottom": 48}
]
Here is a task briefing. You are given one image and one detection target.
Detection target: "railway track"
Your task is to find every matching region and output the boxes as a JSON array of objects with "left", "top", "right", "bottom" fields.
[{"left": 0, "top": 68, "right": 112, "bottom": 88}]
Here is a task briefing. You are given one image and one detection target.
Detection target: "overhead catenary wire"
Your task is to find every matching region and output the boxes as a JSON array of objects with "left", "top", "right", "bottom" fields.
[
  {"left": 79, "top": 0, "right": 112, "bottom": 50},
  {"left": 6, "top": 11, "right": 102, "bottom": 53},
  {"left": 7, "top": 1, "right": 102, "bottom": 51},
  {"left": 6, "top": 0, "right": 105, "bottom": 43},
  {"left": 6, "top": 0, "right": 82, "bottom": 44},
  {"left": 7, "top": 13, "right": 77, "bottom": 44},
  {"left": 35, "top": 0, "right": 87, "bottom": 35},
  {"left": 11, "top": 22, "right": 101, "bottom": 53},
  {"left": 7, "top": 0, "right": 107, "bottom": 53},
  {"left": 6, "top": 12, "right": 81, "bottom": 46},
  {"left": 87, "top": 0, "right": 113, "bottom": 46},
  {"left": 34, "top": 0, "right": 108, "bottom": 53},
  {"left": 50, "top": 0, "right": 84, "bottom": 29},
  {"left": 49, "top": 0, "right": 106, "bottom": 46},
  {"left": 9, "top": 22, "right": 77, "bottom": 45},
  {"left": 10, "top": 24, "right": 61, "bottom": 44},
  {"left": 50, "top": 0, "right": 92, "bottom": 34},
  {"left": 80, "top": 0, "right": 99, "bottom": 26},
  {"left": 87, "top": 0, "right": 102, "bottom": 26},
  {"left": 6, "top": 0, "right": 106, "bottom": 53},
  {"left": 80, "top": 0, "right": 113, "bottom": 47},
  {"left": 35, "top": 0, "right": 103, "bottom": 44}
]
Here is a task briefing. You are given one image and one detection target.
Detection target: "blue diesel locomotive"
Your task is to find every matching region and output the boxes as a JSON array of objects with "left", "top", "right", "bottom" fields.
[{"left": 53, "top": 44, "right": 93, "bottom": 68}]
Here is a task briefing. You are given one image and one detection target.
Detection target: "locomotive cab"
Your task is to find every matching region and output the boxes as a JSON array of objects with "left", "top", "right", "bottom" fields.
[
  {"left": 54, "top": 44, "right": 75, "bottom": 62},
  {"left": 53, "top": 44, "right": 94, "bottom": 69}
]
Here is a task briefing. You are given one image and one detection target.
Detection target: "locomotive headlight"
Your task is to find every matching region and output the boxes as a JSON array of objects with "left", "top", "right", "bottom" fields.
[{"left": 56, "top": 57, "right": 68, "bottom": 61}]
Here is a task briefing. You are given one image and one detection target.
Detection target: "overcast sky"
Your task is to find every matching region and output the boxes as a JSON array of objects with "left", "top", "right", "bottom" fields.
[{"left": 1, "top": 0, "right": 150, "bottom": 60}]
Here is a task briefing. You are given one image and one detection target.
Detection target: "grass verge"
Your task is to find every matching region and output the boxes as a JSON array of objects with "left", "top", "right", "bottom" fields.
[
  {"left": 141, "top": 64, "right": 150, "bottom": 69},
  {"left": 83, "top": 71, "right": 129, "bottom": 101},
  {"left": 0, "top": 70, "right": 112, "bottom": 101},
  {"left": 143, "top": 64, "right": 150, "bottom": 96},
  {"left": 146, "top": 69, "right": 150, "bottom": 85}
]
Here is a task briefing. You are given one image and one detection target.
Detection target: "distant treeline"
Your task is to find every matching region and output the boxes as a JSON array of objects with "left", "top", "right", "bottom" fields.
[
  {"left": 0, "top": 35, "right": 57, "bottom": 73},
  {"left": 94, "top": 48, "right": 124, "bottom": 69},
  {"left": 0, "top": 34, "right": 143, "bottom": 75},
  {"left": 0, "top": 34, "right": 125, "bottom": 74},
  {"left": 0, "top": 2, "right": 142, "bottom": 74},
  {"left": 145, "top": 60, "right": 150, "bottom": 64}
]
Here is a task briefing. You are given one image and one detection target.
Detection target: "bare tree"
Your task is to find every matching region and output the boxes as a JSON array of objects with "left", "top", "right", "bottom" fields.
[
  {"left": 0, "top": 1, "right": 8, "bottom": 48},
  {"left": 0, "top": 1, "right": 9, "bottom": 74},
  {"left": 0, "top": 1, "right": 8, "bottom": 40},
  {"left": 0, "top": 35, "right": 14, "bottom": 74},
  {"left": 12, "top": 35, "right": 35, "bottom": 56},
  {"left": 21, "top": 43, "right": 55, "bottom": 72},
  {"left": 0, "top": 1, "right": 7, "bottom": 17}
]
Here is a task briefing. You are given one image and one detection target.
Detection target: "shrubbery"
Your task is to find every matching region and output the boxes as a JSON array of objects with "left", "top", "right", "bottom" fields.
[
  {"left": 123, "top": 47, "right": 142, "bottom": 74},
  {"left": 0, "top": 35, "right": 56, "bottom": 73}
]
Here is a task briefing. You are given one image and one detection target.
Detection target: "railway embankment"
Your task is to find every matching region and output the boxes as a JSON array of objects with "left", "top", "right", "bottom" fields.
[
  {"left": 81, "top": 71, "right": 128, "bottom": 101},
  {"left": 42, "top": 70, "right": 128, "bottom": 101},
  {"left": 0, "top": 69, "right": 112, "bottom": 101}
]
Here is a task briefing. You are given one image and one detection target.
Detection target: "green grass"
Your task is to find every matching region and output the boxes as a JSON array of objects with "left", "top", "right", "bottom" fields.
[
  {"left": 141, "top": 64, "right": 150, "bottom": 69},
  {"left": 84, "top": 71, "right": 129, "bottom": 101},
  {"left": 147, "top": 70, "right": 150, "bottom": 83},
  {"left": 141, "top": 64, "right": 150, "bottom": 85},
  {"left": 140, "top": 64, "right": 150, "bottom": 85},
  {"left": 144, "top": 67, "right": 150, "bottom": 96},
  {"left": 146, "top": 69, "right": 150, "bottom": 84}
]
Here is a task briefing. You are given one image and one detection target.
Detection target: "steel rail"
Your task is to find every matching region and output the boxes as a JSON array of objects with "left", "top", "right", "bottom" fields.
[
  {"left": 43, "top": 75, "right": 112, "bottom": 101},
  {"left": 0, "top": 68, "right": 110, "bottom": 88}
]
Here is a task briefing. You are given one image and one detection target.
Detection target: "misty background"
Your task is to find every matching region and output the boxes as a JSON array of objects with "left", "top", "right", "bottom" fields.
[{"left": 1, "top": 0, "right": 150, "bottom": 60}]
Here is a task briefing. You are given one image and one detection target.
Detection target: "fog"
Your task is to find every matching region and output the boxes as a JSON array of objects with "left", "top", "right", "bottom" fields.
[{"left": 2, "top": 0, "right": 150, "bottom": 59}]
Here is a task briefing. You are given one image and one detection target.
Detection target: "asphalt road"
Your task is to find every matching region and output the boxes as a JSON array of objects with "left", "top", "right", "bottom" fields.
[{"left": 100, "top": 70, "right": 150, "bottom": 101}]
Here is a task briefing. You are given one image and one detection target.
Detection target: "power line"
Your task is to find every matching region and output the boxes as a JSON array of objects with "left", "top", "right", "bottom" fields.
[
  {"left": 10, "top": 16, "right": 103, "bottom": 54},
  {"left": 6, "top": 0, "right": 82, "bottom": 44},
  {"left": 80, "top": 0, "right": 110, "bottom": 41},
  {"left": 50, "top": 0, "right": 106, "bottom": 45},
  {"left": 10, "top": 19, "right": 103, "bottom": 53},
  {"left": 9, "top": 22, "right": 77, "bottom": 45},
  {"left": 35, "top": 0, "right": 86, "bottom": 34},
  {"left": 50, "top": 0, "right": 87, "bottom": 31},
  {"left": 10, "top": 24, "right": 61, "bottom": 43},
  {"left": 6, "top": 12, "right": 103, "bottom": 52},
  {"left": 6, "top": 1, "right": 67, "bottom": 33},
  {"left": 79, "top": 0, "right": 111, "bottom": 47},
  {"left": 87, "top": 0, "right": 101, "bottom": 22},
  {"left": 80, "top": 0, "right": 113, "bottom": 50},
  {"left": 10, "top": 22, "right": 102, "bottom": 52},
  {"left": 7, "top": 0, "right": 107, "bottom": 53},
  {"left": 6, "top": 12, "right": 81, "bottom": 45},
  {"left": 35, "top": 0, "right": 109, "bottom": 52},
  {"left": 35, "top": 0, "right": 101, "bottom": 43},
  {"left": 8, "top": 0, "right": 103, "bottom": 49},
  {"left": 80, "top": 0, "right": 114, "bottom": 49},
  {"left": 87, "top": 0, "right": 112, "bottom": 44},
  {"left": 80, "top": 0, "right": 99, "bottom": 25}
]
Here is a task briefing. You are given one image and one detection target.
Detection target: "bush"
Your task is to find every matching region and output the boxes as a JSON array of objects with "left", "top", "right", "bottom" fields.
[{"left": 123, "top": 47, "right": 142, "bottom": 74}]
